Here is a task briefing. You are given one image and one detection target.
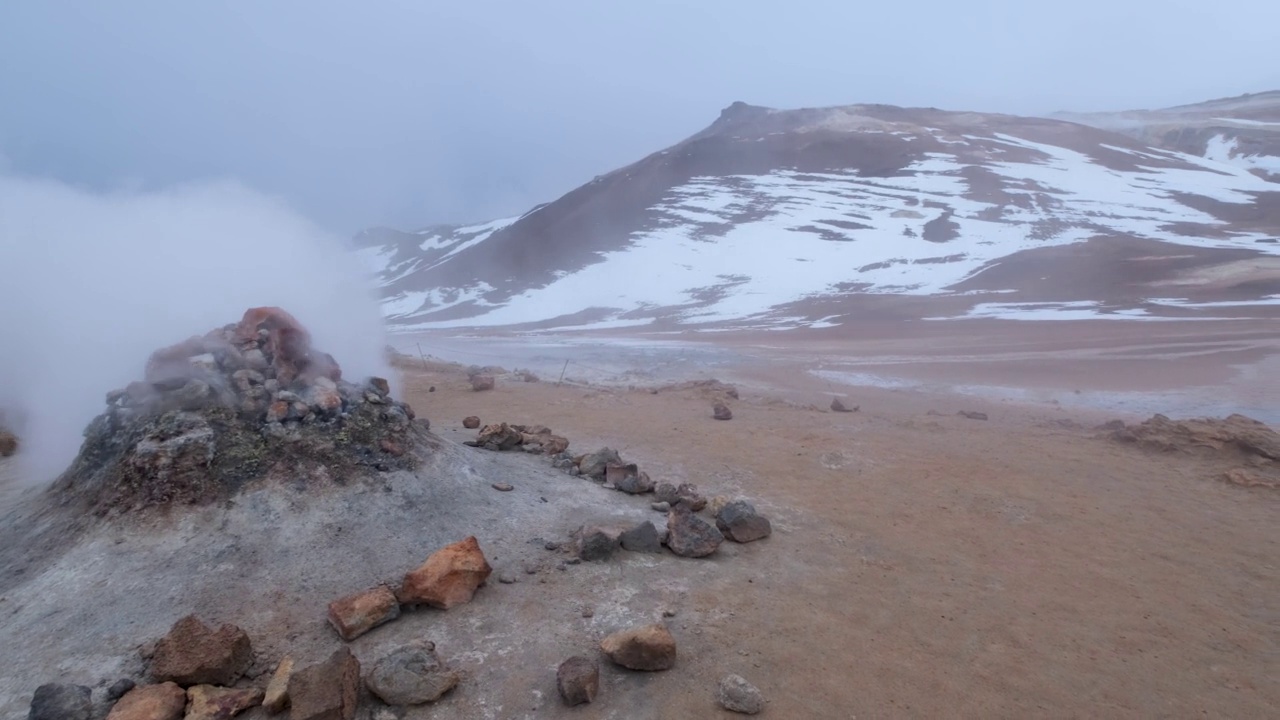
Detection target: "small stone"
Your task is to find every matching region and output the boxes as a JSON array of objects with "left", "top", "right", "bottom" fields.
[
  {"left": 105, "top": 683, "right": 186, "bottom": 720},
  {"left": 287, "top": 647, "right": 360, "bottom": 720},
  {"left": 619, "top": 521, "right": 663, "bottom": 553},
  {"left": 471, "top": 374, "right": 495, "bottom": 391},
  {"left": 399, "top": 536, "right": 493, "bottom": 609},
  {"left": 498, "top": 573, "right": 517, "bottom": 584},
  {"left": 365, "top": 642, "right": 460, "bottom": 706},
  {"left": 830, "top": 397, "right": 858, "bottom": 413},
  {"left": 651, "top": 501, "right": 671, "bottom": 512},
  {"left": 662, "top": 608, "right": 678, "bottom": 618},
  {"left": 713, "top": 402, "right": 733, "bottom": 420},
  {"left": 262, "top": 657, "right": 293, "bottom": 714},
  {"left": 327, "top": 584, "right": 401, "bottom": 641},
  {"left": 428, "top": 386, "right": 436, "bottom": 392},
  {"left": 581, "top": 605, "right": 595, "bottom": 618},
  {"left": 462, "top": 416, "right": 481, "bottom": 429},
  {"left": 577, "top": 527, "right": 621, "bottom": 562},
  {"left": 28, "top": 683, "right": 92, "bottom": 720},
  {"left": 556, "top": 657, "right": 599, "bottom": 706},
  {"left": 958, "top": 410, "right": 989, "bottom": 421},
  {"left": 149, "top": 615, "right": 253, "bottom": 687},
  {"left": 666, "top": 506, "right": 724, "bottom": 558},
  {"left": 543, "top": 540, "right": 561, "bottom": 551},
  {"left": 716, "top": 501, "right": 773, "bottom": 543},
  {"left": 184, "top": 685, "right": 263, "bottom": 720},
  {"left": 491, "top": 482, "right": 514, "bottom": 492},
  {"left": 717, "top": 674, "right": 765, "bottom": 714},
  {"left": 605, "top": 463, "right": 654, "bottom": 494},
  {"left": 599, "top": 623, "right": 677, "bottom": 671},
  {"left": 107, "top": 679, "right": 137, "bottom": 702}
]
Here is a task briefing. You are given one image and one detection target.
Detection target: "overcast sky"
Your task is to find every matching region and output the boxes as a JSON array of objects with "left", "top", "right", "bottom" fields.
[{"left": 2, "top": 1, "right": 1277, "bottom": 235}]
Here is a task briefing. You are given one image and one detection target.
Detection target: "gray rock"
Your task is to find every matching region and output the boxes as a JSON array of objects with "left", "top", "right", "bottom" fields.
[
  {"left": 605, "top": 463, "right": 654, "bottom": 494},
  {"left": 665, "top": 506, "right": 723, "bottom": 558},
  {"left": 578, "top": 447, "right": 622, "bottom": 479},
  {"left": 716, "top": 501, "right": 773, "bottom": 543},
  {"left": 830, "top": 397, "right": 858, "bottom": 413},
  {"left": 654, "top": 482, "right": 679, "bottom": 505},
  {"left": 366, "top": 642, "right": 460, "bottom": 706},
  {"left": 713, "top": 402, "right": 733, "bottom": 420},
  {"left": 577, "top": 527, "right": 620, "bottom": 562},
  {"left": 470, "top": 374, "right": 495, "bottom": 391},
  {"left": 105, "top": 678, "right": 136, "bottom": 701},
  {"left": 28, "top": 683, "right": 92, "bottom": 720},
  {"left": 651, "top": 501, "right": 671, "bottom": 512},
  {"left": 619, "top": 521, "right": 663, "bottom": 553},
  {"left": 556, "top": 656, "right": 599, "bottom": 706},
  {"left": 717, "top": 674, "right": 765, "bottom": 714}
]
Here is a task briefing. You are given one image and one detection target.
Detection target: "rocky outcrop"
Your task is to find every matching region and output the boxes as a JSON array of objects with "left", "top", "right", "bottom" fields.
[
  {"left": 1109, "top": 413, "right": 1280, "bottom": 487},
  {"left": 327, "top": 585, "right": 401, "bottom": 641},
  {"left": 556, "top": 656, "right": 599, "bottom": 706},
  {"left": 599, "top": 624, "right": 677, "bottom": 671},
  {"left": 104, "top": 683, "right": 187, "bottom": 720},
  {"left": 399, "top": 536, "right": 493, "bottom": 609},
  {"left": 287, "top": 647, "right": 360, "bottom": 720},
  {"left": 27, "top": 683, "right": 92, "bottom": 720},
  {"left": 149, "top": 615, "right": 252, "bottom": 687},
  {"left": 365, "top": 642, "right": 460, "bottom": 706}
]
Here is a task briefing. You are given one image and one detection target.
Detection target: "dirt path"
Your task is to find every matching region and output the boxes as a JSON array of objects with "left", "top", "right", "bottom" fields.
[{"left": 403, "top": 358, "right": 1280, "bottom": 718}]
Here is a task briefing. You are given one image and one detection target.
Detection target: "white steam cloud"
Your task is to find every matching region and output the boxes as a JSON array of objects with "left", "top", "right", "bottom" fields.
[{"left": 0, "top": 173, "right": 394, "bottom": 483}]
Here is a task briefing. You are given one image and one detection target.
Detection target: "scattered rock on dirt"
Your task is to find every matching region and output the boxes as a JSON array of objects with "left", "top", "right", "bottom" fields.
[
  {"left": 958, "top": 410, "right": 989, "bottom": 421},
  {"left": 577, "top": 447, "right": 622, "bottom": 479},
  {"left": 716, "top": 501, "right": 773, "bottom": 543},
  {"left": 462, "top": 416, "right": 481, "bottom": 429},
  {"left": 470, "top": 374, "right": 495, "bottom": 391},
  {"left": 713, "top": 403, "right": 733, "bottom": 421},
  {"left": 399, "top": 536, "right": 493, "bottom": 609},
  {"left": 717, "top": 674, "right": 765, "bottom": 714},
  {"left": 365, "top": 642, "right": 460, "bottom": 706},
  {"left": 666, "top": 506, "right": 724, "bottom": 557},
  {"left": 105, "top": 683, "right": 187, "bottom": 720},
  {"left": 262, "top": 657, "right": 293, "bottom": 714},
  {"left": 577, "top": 526, "right": 622, "bottom": 562},
  {"left": 287, "top": 647, "right": 360, "bottom": 720},
  {"left": 184, "top": 685, "right": 263, "bottom": 720},
  {"left": 556, "top": 656, "right": 600, "bottom": 706},
  {"left": 327, "top": 585, "right": 401, "bottom": 641},
  {"left": 619, "top": 521, "right": 663, "bottom": 553},
  {"left": 606, "top": 463, "right": 655, "bottom": 494},
  {"left": 831, "top": 397, "right": 858, "bottom": 413},
  {"left": 150, "top": 615, "right": 253, "bottom": 687},
  {"left": 599, "top": 623, "right": 677, "bottom": 671},
  {"left": 28, "top": 683, "right": 92, "bottom": 720}
]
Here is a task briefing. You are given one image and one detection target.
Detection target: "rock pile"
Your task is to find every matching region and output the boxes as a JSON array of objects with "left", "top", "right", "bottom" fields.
[
  {"left": 49, "top": 307, "right": 425, "bottom": 513},
  {"left": 1107, "top": 413, "right": 1280, "bottom": 488}
]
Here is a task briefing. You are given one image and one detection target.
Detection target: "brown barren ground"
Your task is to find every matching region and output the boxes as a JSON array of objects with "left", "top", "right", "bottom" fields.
[{"left": 400, "top": 324, "right": 1280, "bottom": 718}]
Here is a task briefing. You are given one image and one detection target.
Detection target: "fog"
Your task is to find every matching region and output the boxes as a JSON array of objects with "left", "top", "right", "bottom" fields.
[{"left": 0, "top": 172, "right": 393, "bottom": 483}]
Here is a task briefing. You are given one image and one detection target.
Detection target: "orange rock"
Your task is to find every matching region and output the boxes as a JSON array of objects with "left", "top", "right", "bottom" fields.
[
  {"left": 105, "top": 683, "right": 186, "bottom": 720},
  {"left": 262, "top": 657, "right": 293, "bottom": 714},
  {"left": 184, "top": 685, "right": 263, "bottom": 720},
  {"left": 327, "top": 585, "right": 401, "bottom": 641},
  {"left": 399, "top": 536, "right": 493, "bottom": 609}
]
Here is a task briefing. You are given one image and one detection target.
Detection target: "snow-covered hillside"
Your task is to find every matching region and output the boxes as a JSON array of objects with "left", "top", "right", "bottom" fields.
[{"left": 355, "top": 98, "right": 1280, "bottom": 330}]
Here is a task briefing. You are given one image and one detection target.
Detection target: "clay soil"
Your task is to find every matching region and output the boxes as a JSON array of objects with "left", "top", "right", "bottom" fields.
[{"left": 397, "top": 320, "right": 1280, "bottom": 718}]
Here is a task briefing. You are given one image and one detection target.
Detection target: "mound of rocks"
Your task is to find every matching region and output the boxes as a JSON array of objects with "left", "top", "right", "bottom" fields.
[
  {"left": 1107, "top": 413, "right": 1280, "bottom": 488},
  {"left": 50, "top": 307, "right": 425, "bottom": 513}
]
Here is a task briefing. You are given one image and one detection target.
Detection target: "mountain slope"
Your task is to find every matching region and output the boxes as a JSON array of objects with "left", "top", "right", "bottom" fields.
[{"left": 358, "top": 98, "right": 1280, "bottom": 330}]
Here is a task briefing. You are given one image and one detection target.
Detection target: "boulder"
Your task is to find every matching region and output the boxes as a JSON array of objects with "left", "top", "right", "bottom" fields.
[
  {"left": 830, "top": 397, "right": 858, "bottom": 413},
  {"left": 577, "top": 448, "right": 621, "bottom": 479},
  {"left": 665, "top": 506, "right": 723, "bottom": 558},
  {"left": 717, "top": 674, "right": 765, "bottom": 714},
  {"left": 399, "top": 536, "right": 493, "bottom": 609},
  {"left": 28, "top": 683, "right": 92, "bottom": 720},
  {"left": 470, "top": 374, "right": 495, "bottom": 391},
  {"left": 184, "top": 685, "right": 263, "bottom": 720},
  {"left": 327, "top": 585, "right": 401, "bottom": 641},
  {"left": 149, "top": 615, "right": 252, "bottom": 687},
  {"left": 619, "top": 521, "right": 663, "bottom": 554},
  {"left": 577, "top": 527, "right": 621, "bottom": 562},
  {"left": 556, "top": 656, "right": 599, "bottom": 706},
  {"left": 606, "top": 463, "right": 654, "bottom": 494},
  {"left": 263, "top": 657, "right": 293, "bottom": 714},
  {"left": 713, "top": 403, "right": 733, "bottom": 421},
  {"left": 462, "top": 416, "right": 481, "bottom": 429},
  {"left": 716, "top": 501, "right": 773, "bottom": 543},
  {"left": 287, "top": 647, "right": 360, "bottom": 720},
  {"left": 365, "top": 642, "right": 459, "bottom": 706},
  {"left": 599, "top": 623, "right": 677, "bottom": 671},
  {"left": 105, "top": 683, "right": 186, "bottom": 720}
]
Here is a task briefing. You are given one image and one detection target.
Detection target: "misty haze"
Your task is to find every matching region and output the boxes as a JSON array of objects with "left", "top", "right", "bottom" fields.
[{"left": 2, "top": 2, "right": 1278, "bottom": 719}]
